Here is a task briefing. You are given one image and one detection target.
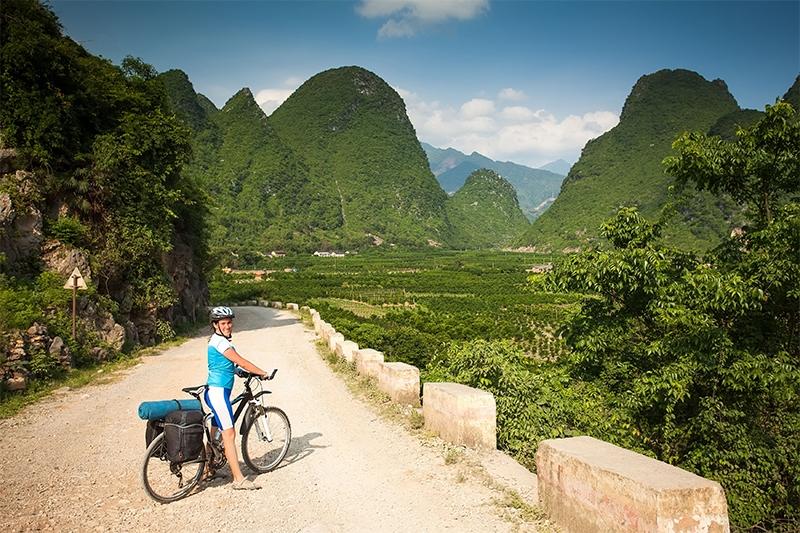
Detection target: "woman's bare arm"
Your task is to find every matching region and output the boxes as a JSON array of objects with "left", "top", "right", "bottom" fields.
[{"left": 223, "top": 347, "right": 267, "bottom": 376}]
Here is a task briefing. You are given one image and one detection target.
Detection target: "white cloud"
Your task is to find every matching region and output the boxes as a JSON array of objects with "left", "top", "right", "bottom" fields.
[
  {"left": 398, "top": 86, "right": 619, "bottom": 167},
  {"left": 498, "top": 87, "right": 526, "bottom": 101},
  {"left": 460, "top": 98, "right": 495, "bottom": 118},
  {"left": 255, "top": 88, "right": 294, "bottom": 116},
  {"left": 500, "top": 106, "right": 540, "bottom": 122},
  {"left": 357, "top": 0, "right": 489, "bottom": 39},
  {"left": 378, "top": 18, "right": 417, "bottom": 38}
]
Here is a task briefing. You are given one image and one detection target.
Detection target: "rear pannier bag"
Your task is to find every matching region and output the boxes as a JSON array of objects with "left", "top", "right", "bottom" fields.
[
  {"left": 164, "top": 409, "right": 205, "bottom": 463},
  {"left": 145, "top": 419, "right": 163, "bottom": 447}
]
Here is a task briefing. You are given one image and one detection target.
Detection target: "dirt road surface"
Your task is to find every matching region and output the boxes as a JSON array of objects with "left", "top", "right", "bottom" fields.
[{"left": 0, "top": 306, "right": 541, "bottom": 532}]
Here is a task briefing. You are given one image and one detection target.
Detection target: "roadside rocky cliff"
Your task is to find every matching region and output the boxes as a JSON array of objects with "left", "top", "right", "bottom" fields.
[{"left": 0, "top": 148, "right": 207, "bottom": 391}]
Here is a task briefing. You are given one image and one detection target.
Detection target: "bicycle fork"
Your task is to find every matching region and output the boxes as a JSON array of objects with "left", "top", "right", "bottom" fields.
[{"left": 251, "top": 399, "right": 274, "bottom": 443}]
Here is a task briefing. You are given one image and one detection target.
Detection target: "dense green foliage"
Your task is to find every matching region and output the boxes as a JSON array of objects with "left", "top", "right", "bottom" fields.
[
  {"left": 0, "top": 1, "right": 208, "bottom": 365},
  {"left": 422, "top": 142, "right": 565, "bottom": 220},
  {"left": 445, "top": 169, "right": 530, "bottom": 248},
  {"left": 522, "top": 69, "right": 750, "bottom": 252},
  {"left": 538, "top": 105, "right": 800, "bottom": 530},
  {"left": 665, "top": 101, "right": 800, "bottom": 226}
]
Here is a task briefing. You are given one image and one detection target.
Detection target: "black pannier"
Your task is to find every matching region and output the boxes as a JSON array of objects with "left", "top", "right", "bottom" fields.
[
  {"left": 145, "top": 419, "right": 163, "bottom": 447},
  {"left": 164, "top": 409, "right": 205, "bottom": 463}
]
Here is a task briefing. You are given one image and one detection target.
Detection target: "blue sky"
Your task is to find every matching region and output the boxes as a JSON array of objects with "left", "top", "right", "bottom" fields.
[{"left": 51, "top": 0, "right": 799, "bottom": 167}]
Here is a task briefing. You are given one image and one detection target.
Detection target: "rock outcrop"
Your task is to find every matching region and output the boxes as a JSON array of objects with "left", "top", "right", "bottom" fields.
[
  {"left": 1, "top": 323, "right": 71, "bottom": 392},
  {"left": 0, "top": 168, "right": 44, "bottom": 273},
  {"left": 41, "top": 240, "right": 92, "bottom": 282},
  {"left": 162, "top": 237, "right": 207, "bottom": 327}
]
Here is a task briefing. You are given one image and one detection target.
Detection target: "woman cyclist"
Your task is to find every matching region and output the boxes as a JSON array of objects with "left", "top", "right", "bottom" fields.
[{"left": 205, "top": 306, "right": 267, "bottom": 490}]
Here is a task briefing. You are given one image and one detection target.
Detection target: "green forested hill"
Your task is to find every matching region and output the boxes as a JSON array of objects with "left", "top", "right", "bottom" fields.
[
  {"left": 446, "top": 169, "right": 530, "bottom": 248},
  {"left": 422, "top": 143, "right": 565, "bottom": 220},
  {"left": 160, "top": 73, "right": 344, "bottom": 253},
  {"left": 209, "top": 88, "right": 341, "bottom": 252},
  {"left": 784, "top": 75, "right": 800, "bottom": 110},
  {"left": 520, "top": 69, "right": 744, "bottom": 252},
  {"left": 269, "top": 66, "right": 452, "bottom": 247}
]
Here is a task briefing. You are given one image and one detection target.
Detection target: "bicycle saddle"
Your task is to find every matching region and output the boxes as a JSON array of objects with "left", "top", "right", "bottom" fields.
[{"left": 181, "top": 384, "right": 207, "bottom": 397}]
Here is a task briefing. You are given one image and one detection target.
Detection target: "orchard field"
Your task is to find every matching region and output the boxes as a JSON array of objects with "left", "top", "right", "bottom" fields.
[{"left": 211, "top": 249, "right": 579, "bottom": 371}]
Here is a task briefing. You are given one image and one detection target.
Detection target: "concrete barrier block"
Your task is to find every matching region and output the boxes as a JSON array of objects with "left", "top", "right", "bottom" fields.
[
  {"left": 258, "top": 299, "right": 270, "bottom": 307},
  {"left": 328, "top": 332, "right": 344, "bottom": 354},
  {"left": 336, "top": 340, "right": 359, "bottom": 363},
  {"left": 301, "top": 305, "right": 310, "bottom": 312},
  {"left": 376, "top": 362, "right": 420, "bottom": 407},
  {"left": 423, "top": 382, "right": 496, "bottom": 450},
  {"left": 354, "top": 349, "right": 384, "bottom": 378},
  {"left": 270, "top": 301, "right": 284, "bottom": 309},
  {"left": 247, "top": 300, "right": 258, "bottom": 306},
  {"left": 536, "top": 436, "right": 729, "bottom": 533},
  {"left": 318, "top": 322, "right": 330, "bottom": 340},
  {"left": 322, "top": 324, "right": 335, "bottom": 342},
  {"left": 287, "top": 303, "right": 299, "bottom": 310}
]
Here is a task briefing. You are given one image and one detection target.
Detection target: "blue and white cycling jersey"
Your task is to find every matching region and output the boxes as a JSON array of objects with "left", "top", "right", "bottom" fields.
[{"left": 207, "top": 333, "right": 236, "bottom": 389}]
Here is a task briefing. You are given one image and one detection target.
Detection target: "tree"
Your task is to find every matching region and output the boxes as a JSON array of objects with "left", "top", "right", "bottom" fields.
[
  {"left": 664, "top": 101, "right": 800, "bottom": 226},
  {"left": 542, "top": 103, "right": 800, "bottom": 529}
]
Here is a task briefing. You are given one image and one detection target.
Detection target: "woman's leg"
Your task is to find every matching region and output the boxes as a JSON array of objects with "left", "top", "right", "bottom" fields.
[
  {"left": 205, "top": 387, "right": 245, "bottom": 481},
  {"left": 220, "top": 427, "right": 246, "bottom": 482}
]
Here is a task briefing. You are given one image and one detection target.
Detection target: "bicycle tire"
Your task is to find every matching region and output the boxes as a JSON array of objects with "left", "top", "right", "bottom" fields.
[
  {"left": 241, "top": 406, "right": 291, "bottom": 473},
  {"left": 140, "top": 432, "right": 205, "bottom": 503}
]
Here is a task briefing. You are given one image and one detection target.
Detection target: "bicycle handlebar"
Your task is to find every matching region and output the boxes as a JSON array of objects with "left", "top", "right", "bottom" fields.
[{"left": 235, "top": 367, "right": 277, "bottom": 381}]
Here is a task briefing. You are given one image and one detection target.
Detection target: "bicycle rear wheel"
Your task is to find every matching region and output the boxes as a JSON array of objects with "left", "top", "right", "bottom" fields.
[
  {"left": 241, "top": 406, "right": 291, "bottom": 473},
  {"left": 140, "top": 433, "right": 205, "bottom": 503}
]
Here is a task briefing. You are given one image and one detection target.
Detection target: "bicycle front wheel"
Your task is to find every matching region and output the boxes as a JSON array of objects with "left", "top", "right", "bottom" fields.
[
  {"left": 241, "top": 406, "right": 291, "bottom": 473},
  {"left": 140, "top": 433, "right": 205, "bottom": 503}
]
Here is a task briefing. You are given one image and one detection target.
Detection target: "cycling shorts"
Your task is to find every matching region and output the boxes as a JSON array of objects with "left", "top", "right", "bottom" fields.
[{"left": 204, "top": 386, "right": 234, "bottom": 430}]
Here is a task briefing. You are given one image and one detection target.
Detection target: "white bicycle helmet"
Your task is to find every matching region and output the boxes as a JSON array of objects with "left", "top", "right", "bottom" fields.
[{"left": 210, "top": 306, "right": 235, "bottom": 321}]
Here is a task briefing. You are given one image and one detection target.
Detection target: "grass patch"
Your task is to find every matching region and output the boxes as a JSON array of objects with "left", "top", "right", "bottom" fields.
[{"left": 443, "top": 444, "right": 464, "bottom": 465}]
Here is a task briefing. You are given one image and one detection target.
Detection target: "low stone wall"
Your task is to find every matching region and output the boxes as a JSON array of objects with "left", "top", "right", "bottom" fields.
[
  {"left": 336, "top": 340, "right": 359, "bottom": 363},
  {"left": 354, "top": 348, "right": 384, "bottom": 378},
  {"left": 536, "top": 436, "right": 729, "bottom": 533},
  {"left": 240, "top": 303, "right": 729, "bottom": 531},
  {"left": 328, "top": 332, "right": 344, "bottom": 353},
  {"left": 423, "top": 382, "right": 496, "bottom": 450},
  {"left": 287, "top": 302, "right": 299, "bottom": 311},
  {"left": 376, "top": 362, "right": 420, "bottom": 406}
]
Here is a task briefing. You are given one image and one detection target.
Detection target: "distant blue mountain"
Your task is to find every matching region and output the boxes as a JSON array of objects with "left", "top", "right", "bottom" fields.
[
  {"left": 540, "top": 159, "right": 571, "bottom": 175},
  {"left": 421, "top": 142, "right": 565, "bottom": 220}
]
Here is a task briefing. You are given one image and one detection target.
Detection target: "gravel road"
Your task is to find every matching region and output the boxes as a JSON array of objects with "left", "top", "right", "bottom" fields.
[{"left": 0, "top": 306, "right": 541, "bottom": 532}]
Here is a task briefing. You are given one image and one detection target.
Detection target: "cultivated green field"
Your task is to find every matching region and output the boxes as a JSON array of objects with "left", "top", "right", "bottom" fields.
[{"left": 211, "top": 249, "right": 579, "bottom": 369}]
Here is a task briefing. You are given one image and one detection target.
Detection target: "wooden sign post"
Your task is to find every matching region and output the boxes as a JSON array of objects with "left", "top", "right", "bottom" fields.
[{"left": 63, "top": 267, "right": 87, "bottom": 339}]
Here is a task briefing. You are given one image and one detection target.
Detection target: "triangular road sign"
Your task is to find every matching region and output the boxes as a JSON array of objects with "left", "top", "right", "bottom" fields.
[{"left": 63, "top": 267, "right": 88, "bottom": 290}]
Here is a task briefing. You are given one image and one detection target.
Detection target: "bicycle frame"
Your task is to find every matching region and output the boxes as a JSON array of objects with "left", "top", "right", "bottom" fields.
[{"left": 192, "top": 369, "right": 278, "bottom": 459}]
